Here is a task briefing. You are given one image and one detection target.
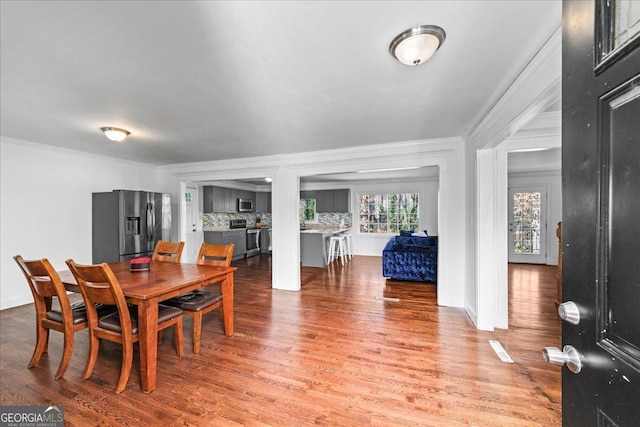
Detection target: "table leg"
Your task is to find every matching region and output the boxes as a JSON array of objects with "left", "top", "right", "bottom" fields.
[
  {"left": 138, "top": 297, "right": 159, "bottom": 392},
  {"left": 221, "top": 272, "right": 234, "bottom": 336}
]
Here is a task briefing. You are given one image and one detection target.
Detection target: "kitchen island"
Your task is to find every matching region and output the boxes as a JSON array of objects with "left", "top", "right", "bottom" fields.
[{"left": 300, "top": 227, "right": 351, "bottom": 268}]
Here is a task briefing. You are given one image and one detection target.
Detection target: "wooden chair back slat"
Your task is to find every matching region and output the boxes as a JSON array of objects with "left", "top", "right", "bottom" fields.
[
  {"left": 15, "top": 257, "right": 66, "bottom": 299},
  {"left": 65, "top": 260, "right": 130, "bottom": 337},
  {"left": 196, "top": 243, "right": 234, "bottom": 267},
  {"left": 14, "top": 256, "right": 71, "bottom": 310},
  {"left": 152, "top": 241, "right": 185, "bottom": 263},
  {"left": 31, "top": 278, "right": 58, "bottom": 298}
]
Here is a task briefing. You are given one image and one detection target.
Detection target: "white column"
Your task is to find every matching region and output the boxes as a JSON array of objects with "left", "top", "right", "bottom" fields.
[
  {"left": 475, "top": 148, "right": 508, "bottom": 330},
  {"left": 437, "top": 143, "right": 467, "bottom": 309},
  {"left": 271, "top": 167, "right": 301, "bottom": 291}
]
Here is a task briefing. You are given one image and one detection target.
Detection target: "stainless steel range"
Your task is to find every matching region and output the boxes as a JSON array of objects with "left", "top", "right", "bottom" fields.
[
  {"left": 229, "top": 219, "right": 261, "bottom": 258},
  {"left": 229, "top": 219, "right": 247, "bottom": 229}
]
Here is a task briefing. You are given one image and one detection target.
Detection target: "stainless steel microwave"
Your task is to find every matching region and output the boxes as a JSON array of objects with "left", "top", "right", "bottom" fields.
[{"left": 238, "top": 198, "right": 253, "bottom": 212}]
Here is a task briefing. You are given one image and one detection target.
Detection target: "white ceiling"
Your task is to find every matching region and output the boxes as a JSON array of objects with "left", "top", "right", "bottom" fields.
[{"left": 0, "top": 1, "right": 561, "bottom": 167}]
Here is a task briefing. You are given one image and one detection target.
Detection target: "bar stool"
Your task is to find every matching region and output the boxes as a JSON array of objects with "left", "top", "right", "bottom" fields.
[
  {"left": 343, "top": 233, "right": 353, "bottom": 259},
  {"left": 328, "top": 235, "right": 347, "bottom": 266}
]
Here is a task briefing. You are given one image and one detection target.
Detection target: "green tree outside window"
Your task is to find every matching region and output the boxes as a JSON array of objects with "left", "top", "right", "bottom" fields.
[{"left": 359, "top": 193, "right": 419, "bottom": 233}]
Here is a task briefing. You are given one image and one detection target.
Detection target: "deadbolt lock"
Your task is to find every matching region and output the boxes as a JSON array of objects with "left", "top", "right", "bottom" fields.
[{"left": 558, "top": 301, "right": 581, "bottom": 325}]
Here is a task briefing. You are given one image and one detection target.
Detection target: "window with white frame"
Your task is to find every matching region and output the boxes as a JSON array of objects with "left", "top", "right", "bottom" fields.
[
  {"left": 358, "top": 193, "right": 419, "bottom": 234},
  {"left": 299, "top": 198, "right": 317, "bottom": 222}
]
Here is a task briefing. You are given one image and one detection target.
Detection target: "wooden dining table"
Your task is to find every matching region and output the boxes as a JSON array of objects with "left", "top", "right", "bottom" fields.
[{"left": 58, "top": 260, "right": 237, "bottom": 393}]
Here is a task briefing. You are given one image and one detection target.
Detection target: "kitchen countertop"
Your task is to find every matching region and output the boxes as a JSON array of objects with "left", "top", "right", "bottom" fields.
[
  {"left": 203, "top": 226, "right": 348, "bottom": 233},
  {"left": 203, "top": 227, "right": 250, "bottom": 232},
  {"left": 299, "top": 227, "right": 351, "bottom": 235},
  {"left": 203, "top": 225, "right": 270, "bottom": 232}
]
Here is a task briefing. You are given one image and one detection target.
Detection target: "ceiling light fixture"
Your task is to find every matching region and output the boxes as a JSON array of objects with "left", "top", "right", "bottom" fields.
[
  {"left": 389, "top": 25, "right": 446, "bottom": 66},
  {"left": 265, "top": 177, "right": 273, "bottom": 183},
  {"left": 100, "top": 127, "right": 131, "bottom": 142}
]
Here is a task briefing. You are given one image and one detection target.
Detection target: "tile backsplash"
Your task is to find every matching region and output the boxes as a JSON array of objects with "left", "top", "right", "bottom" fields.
[
  {"left": 316, "top": 212, "right": 351, "bottom": 226},
  {"left": 202, "top": 212, "right": 352, "bottom": 228},
  {"left": 203, "top": 213, "right": 269, "bottom": 228}
]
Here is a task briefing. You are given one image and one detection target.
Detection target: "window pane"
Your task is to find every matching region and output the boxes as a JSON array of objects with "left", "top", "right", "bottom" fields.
[
  {"left": 358, "top": 193, "right": 420, "bottom": 234},
  {"left": 512, "top": 191, "right": 541, "bottom": 255},
  {"left": 300, "top": 199, "right": 316, "bottom": 221}
]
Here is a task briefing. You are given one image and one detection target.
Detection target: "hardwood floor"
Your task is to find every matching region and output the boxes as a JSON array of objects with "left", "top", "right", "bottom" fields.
[{"left": 0, "top": 256, "right": 561, "bottom": 426}]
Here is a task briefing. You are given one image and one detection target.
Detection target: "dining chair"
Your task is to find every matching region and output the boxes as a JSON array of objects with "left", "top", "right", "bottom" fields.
[
  {"left": 164, "top": 243, "right": 234, "bottom": 353},
  {"left": 65, "top": 259, "right": 184, "bottom": 394},
  {"left": 151, "top": 241, "right": 185, "bottom": 263},
  {"left": 13, "top": 255, "right": 91, "bottom": 379}
]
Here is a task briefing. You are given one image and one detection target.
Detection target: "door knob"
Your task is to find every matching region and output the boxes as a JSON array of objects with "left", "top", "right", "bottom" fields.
[
  {"left": 558, "top": 301, "right": 581, "bottom": 325},
  {"left": 543, "top": 345, "right": 582, "bottom": 373}
]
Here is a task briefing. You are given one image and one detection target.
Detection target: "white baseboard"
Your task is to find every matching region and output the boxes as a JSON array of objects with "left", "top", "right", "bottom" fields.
[{"left": 0, "top": 295, "right": 32, "bottom": 311}]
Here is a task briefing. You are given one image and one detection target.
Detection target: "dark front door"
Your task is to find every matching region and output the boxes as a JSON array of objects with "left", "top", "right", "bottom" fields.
[{"left": 562, "top": 0, "right": 640, "bottom": 425}]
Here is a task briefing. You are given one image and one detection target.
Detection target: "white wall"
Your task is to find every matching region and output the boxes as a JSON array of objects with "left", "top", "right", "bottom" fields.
[
  {"left": 0, "top": 137, "right": 159, "bottom": 309},
  {"left": 340, "top": 178, "right": 439, "bottom": 257}
]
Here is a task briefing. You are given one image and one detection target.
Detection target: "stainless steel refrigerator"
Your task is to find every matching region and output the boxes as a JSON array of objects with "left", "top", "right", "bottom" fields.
[{"left": 92, "top": 190, "right": 172, "bottom": 263}]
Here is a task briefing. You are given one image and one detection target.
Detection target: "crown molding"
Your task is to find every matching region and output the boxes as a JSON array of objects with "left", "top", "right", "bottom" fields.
[
  {"left": 521, "top": 110, "right": 561, "bottom": 131},
  {"left": 165, "top": 136, "right": 462, "bottom": 182},
  {"left": 463, "top": 26, "right": 562, "bottom": 150},
  {"left": 503, "top": 127, "right": 562, "bottom": 152},
  {"left": 0, "top": 136, "right": 157, "bottom": 170}
]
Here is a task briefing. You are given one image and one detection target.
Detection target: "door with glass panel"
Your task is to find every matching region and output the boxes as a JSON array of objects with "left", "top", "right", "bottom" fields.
[
  {"left": 508, "top": 186, "right": 547, "bottom": 264},
  {"left": 185, "top": 186, "right": 198, "bottom": 263}
]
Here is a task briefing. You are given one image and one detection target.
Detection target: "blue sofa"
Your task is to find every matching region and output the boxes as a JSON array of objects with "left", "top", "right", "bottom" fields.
[{"left": 382, "top": 233, "right": 438, "bottom": 282}]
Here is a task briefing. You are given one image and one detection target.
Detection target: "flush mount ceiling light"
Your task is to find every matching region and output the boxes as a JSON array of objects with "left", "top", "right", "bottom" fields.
[
  {"left": 389, "top": 25, "right": 446, "bottom": 66},
  {"left": 100, "top": 127, "right": 130, "bottom": 142},
  {"left": 265, "top": 177, "right": 273, "bottom": 183}
]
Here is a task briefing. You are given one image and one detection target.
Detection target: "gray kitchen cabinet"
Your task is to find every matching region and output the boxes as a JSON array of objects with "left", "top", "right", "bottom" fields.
[
  {"left": 300, "top": 191, "right": 317, "bottom": 201},
  {"left": 203, "top": 186, "right": 224, "bottom": 213},
  {"left": 300, "top": 189, "right": 350, "bottom": 213},
  {"left": 255, "top": 192, "right": 271, "bottom": 213},
  {"left": 203, "top": 186, "right": 213, "bottom": 212},
  {"left": 231, "top": 188, "right": 239, "bottom": 206},
  {"left": 333, "top": 189, "right": 350, "bottom": 213},
  {"left": 300, "top": 232, "right": 329, "bottom": 267},
  {"left": 203, "top": 186, "right": 234, "bottom": 212},
  {"left": 316, "top": 190, "right": 334, "bottom": 213},
  {"left": 225, "top": 188, "right": 236, "bottom": 212},
  {"left": 236, "top": 189, "right": 252, "bottom": 200},
  {"left": 205, "top": 186, "right": 258, "bottom": 213},
  {"left": 221, "top": 187, "right": 232, "bottom": 212},
  {"left": 204, "top": 229, "right": 246, "bottom": 260}
]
